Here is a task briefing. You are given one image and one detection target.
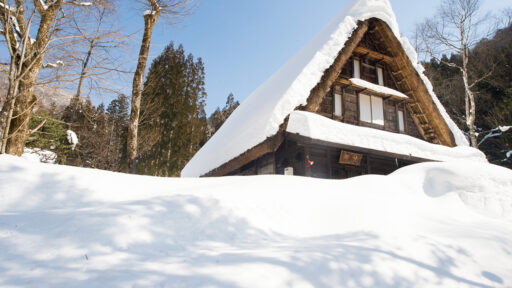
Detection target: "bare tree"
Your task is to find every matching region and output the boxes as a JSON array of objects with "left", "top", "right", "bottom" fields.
[
  {"left": 0, "top": 0, "right": 102, "bottom": 155},
  {"left": 126, "top": 0, "right": 192, "bottom": 173},
  {"left": 417, "top": 0, "right": 496, "bottom": 147},
  {"left": 59, "top": 1, "right": 130, "bottom": 122}
]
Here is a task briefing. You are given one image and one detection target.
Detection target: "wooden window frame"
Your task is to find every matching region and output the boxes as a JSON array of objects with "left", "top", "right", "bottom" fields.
[
  {"left": 353, "top": 57, "right": 361, "bottom": 79},
  {"left": 334, "top": 90, "right": 343, "bottom": 118},
  {"left": 376, "top": 65, "right": 384, "bottom": 86},
  {"left": 358, "top": 93, "right": 384, "bottom": 126},
  {"left": 394, "top": 102, "right": 407, "bottom": 133},
  {"left": 331, "top": 85, "right": 344, "bottom": 120},
  {"left": 397, "top": 109, "right": 405, "bottom": 133}
]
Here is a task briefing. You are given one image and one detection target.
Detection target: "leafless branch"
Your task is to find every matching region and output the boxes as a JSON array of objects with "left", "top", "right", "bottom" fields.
[{"left": 29, "top": 118, "right": 46, "bottom": 134}]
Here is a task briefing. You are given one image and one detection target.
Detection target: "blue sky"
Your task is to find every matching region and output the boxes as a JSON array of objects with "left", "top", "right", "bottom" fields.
[{"left": 121, "top": 0, "right": 508, "bottom": 115}]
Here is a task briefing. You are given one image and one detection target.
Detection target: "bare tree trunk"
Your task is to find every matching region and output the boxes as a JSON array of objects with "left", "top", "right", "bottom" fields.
[
  {"left": 127, "top": 12, "right": 159, "bottom": 173},
  {"left": 0, "top": 57, "right": 20, "bottom": 154},
  {"left": 1, "top": 85, "right": 18, "bottom": 154},
  {"left": 462, "top": 70, "right": 478, "bottom": 147},
  {"left": 417, "top": 0, "right": 493, "bottom": 148},
  {"left": 71, "top": 40, "right": 95, "bottom": 123},
  {"left": 76, "top": 46, "right": 93, "bottom": 100},
  {"left": 461, "top": 43, "right": 478, "bottom": 148},
  {"left": 5, "top": 68, "right": 39, "bottom": 155},
  {"left": 0, "top": 1, "right": 58, "bottom": 155}
]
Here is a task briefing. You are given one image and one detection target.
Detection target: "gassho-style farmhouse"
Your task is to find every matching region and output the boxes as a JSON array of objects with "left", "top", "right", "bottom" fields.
[{"left": 181, "top": 0, "right": 484, "bottom": 179}]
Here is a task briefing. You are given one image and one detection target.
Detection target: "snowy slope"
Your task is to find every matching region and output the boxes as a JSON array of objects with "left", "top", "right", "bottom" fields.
[
  {"left": 1, "top": 155, "right": 512, "bottom": 287},
  {"left": 182, "top": 0, "right": 468, "bottom": 177}
]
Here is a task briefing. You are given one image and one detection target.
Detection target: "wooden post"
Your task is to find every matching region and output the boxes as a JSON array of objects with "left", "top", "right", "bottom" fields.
[
  {"left": 366, "top": 155, "right": 371, "bottom": 175},
  {"left": 395, "top": 102, "right": 399, "bottom": 132},
  {"left": 272, "top": 151, "right": 276, "bottom": 174},
  {"left": 327, "top": 150, "right": 333, "bottom": 179}
]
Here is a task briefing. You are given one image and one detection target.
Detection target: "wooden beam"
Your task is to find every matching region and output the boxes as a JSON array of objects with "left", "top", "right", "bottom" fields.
[
  {"left": 305, "top": 20, "right": 370, "bottom": 112},
  {"left": 353, "top": 46, "right": 394, "bottom": 64}
]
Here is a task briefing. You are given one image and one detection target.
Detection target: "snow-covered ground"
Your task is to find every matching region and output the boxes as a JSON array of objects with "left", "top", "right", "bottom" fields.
[
  {"left": 21, "top": 148, "right": 57, "bottom": 164},
  {"left": 1, "top": 155, "right": 511, "bottom": 287}
]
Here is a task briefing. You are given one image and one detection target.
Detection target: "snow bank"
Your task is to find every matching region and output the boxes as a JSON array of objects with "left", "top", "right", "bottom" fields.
[
  {"left": 391, "top": 161, "right": 512, "bottom": 221},
  {"left": 182, "top": 0, "right": 468, "bottom": 177},
  {"left": 286, "top": 111, "right": 486, "bottom": 163},
  {"left": 1, "top": 155, "right": 512, "bottom": 287}
]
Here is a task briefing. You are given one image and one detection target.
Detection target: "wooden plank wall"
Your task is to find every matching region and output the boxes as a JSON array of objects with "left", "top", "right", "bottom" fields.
[
  {"left": 315, "top": 48, "right": 425, "bottom": 140},
  {"left": 273, "top": 137, "right": 418, "bottom": 179}
]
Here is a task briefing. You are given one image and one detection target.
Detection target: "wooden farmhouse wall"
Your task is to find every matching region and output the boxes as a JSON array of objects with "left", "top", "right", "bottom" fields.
[
  {"left": 315, "top": 29, "right": 425, "bottom": 140},
  {"left": 205, "top": 18, "right": 457, "bottom": 179}
]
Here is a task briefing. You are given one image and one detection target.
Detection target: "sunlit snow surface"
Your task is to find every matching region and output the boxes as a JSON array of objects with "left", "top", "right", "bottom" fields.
[{"left": 1, "top": 155, "right": 511, "bottom": 287}]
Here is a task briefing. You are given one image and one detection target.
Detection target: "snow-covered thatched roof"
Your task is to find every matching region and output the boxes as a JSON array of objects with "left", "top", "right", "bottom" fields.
[{"left": 182, "top": 0, "right": 469, "bottom": 177}]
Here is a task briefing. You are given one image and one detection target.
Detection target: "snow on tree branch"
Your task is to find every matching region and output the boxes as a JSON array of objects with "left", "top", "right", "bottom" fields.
[
  {"left": 42, "top": 60, "right": 64, "bottom": 69},
  {"left": 37, "top": 0, "right": 93, "bottom": 10},
  {"left": 478, "top": 126, "right": 512, "bottom": 146},
  {"left": 38, "top": 0, "right": 51, "bottom": 10},
  {"left": 147, "top": 0, "right": 161, "bottom": 11},
  {"left": 0, "top": 2, "right": 16, "bottom": 13},
  {"left": 65, "top": 1, "right": 93, "bottom": 7},
  {"left": 66, "top": 130, "right": 78, "bottom": 150}
]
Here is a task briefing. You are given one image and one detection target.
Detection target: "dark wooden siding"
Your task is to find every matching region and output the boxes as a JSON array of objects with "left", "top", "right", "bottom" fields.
[
  {"left": 384, "top": 100, "right": 398, "bottom": 132},
  {"left": 314, "top": 45, "right": 426, "bottom": 141},
  {"left": 319, "top": 88, "right": 333, "bottom": 116},
  {"left": 273, "top": 136, "right": 418, "bottom": 179},
  {"left": 342, "top": 87, "right": 359, "bottom": 125},
  {"left": 405, "top": 107, "right": 423, "bottom": 139},
  {"left": 230, "top": 152, "right": 276, "bottom": 176}
]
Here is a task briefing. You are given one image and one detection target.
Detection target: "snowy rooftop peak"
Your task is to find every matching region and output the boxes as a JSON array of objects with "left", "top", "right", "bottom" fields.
[{"left": 343, "top": 0, "right": 397, "bottom": 27}]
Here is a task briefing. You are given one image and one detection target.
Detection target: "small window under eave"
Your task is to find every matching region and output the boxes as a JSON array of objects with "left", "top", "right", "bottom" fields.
[
  {"left": 334, "top": 92, "right": 342, "bottom": 117},
  {"left": 377, "top": 66, "right": 384, "bottom": 86},
  {"left": 398, "top": 110, "right": 405, "bottom": 132},
  {"left": 353, "top": 58, "right": 361, "bottom": 79}
]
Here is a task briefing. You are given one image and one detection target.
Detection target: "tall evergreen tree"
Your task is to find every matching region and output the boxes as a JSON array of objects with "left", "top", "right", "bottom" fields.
[
  {"left": 106, "top": 94, "right": 130, "bottom": 171},
  {"left": 138, "top": 42, "right": 207, "bottom": 177},
  {"left": 62, "top": 97, "right": 100, "bottom": 167},
  {"left": 26, "top": 108, "right": 71, "bottom": 164},
  {"left": 207, "top": 93, "right": 240, "bottom": 138}
]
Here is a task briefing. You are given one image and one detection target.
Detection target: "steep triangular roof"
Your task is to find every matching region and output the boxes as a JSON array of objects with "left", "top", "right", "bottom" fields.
[{"left": 182, "top": 0, "right": 469, "bottom": 177}]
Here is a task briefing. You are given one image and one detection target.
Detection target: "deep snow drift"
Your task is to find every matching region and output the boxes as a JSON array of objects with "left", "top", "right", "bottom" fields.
[{"left": 1, "top": 155, "right": 512, "bottom": 287}]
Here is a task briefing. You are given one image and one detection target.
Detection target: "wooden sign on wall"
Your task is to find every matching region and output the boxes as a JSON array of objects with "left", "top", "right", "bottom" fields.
[{"left": 338, "top": 150, "right": 363, "bottom": 166}]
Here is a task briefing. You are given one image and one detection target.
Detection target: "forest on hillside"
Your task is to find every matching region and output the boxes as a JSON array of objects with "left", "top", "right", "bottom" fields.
[
  {"left": 423, "top": 23, "right": 512, "bottom": 168},
  {"left": 12, "top": 42, "right": 239, "bottom": 176}
]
